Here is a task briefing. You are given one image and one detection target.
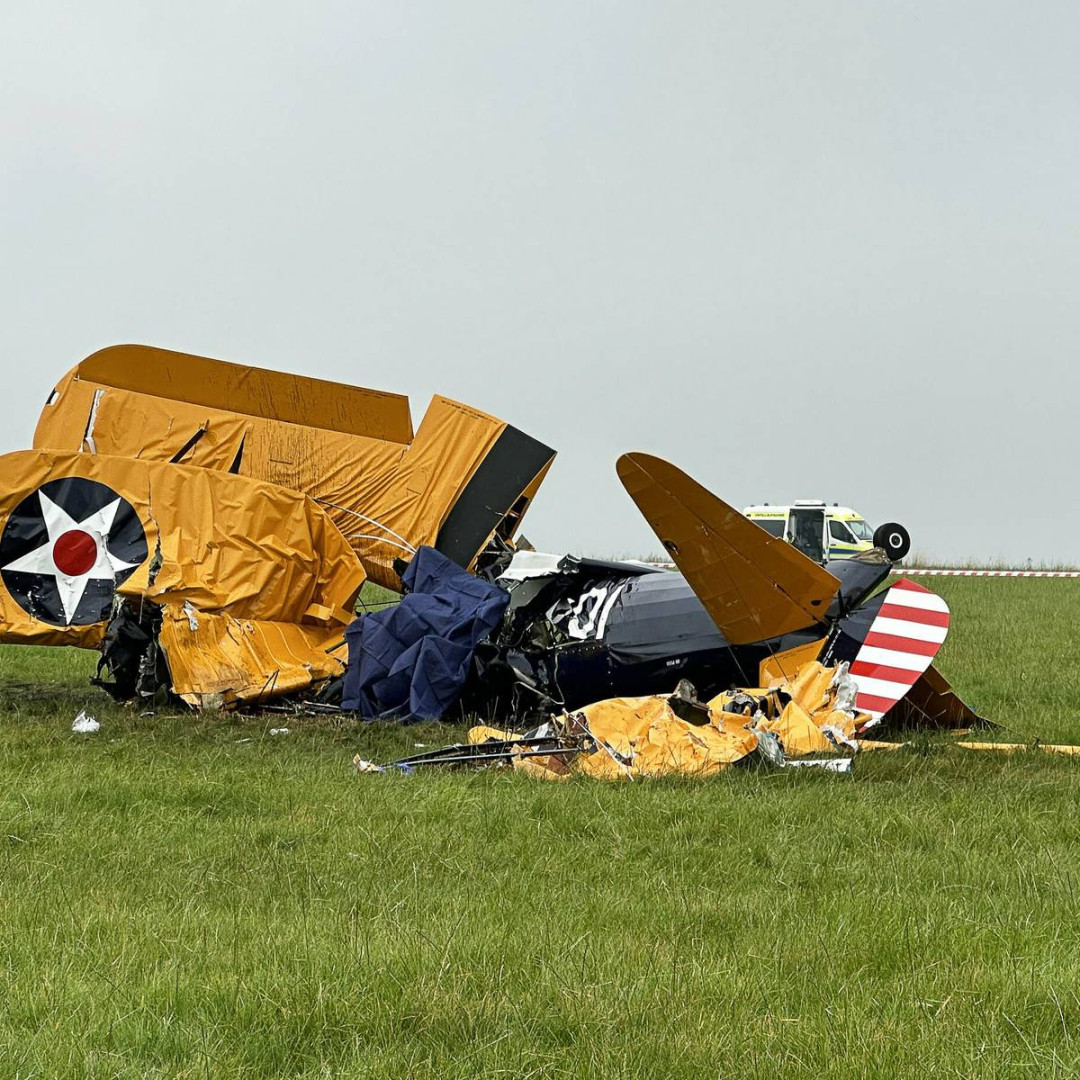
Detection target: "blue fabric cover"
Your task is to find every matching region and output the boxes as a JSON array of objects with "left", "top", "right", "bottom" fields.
[{"left": 341, "top": 546, "right": 510, "bottom": 721}]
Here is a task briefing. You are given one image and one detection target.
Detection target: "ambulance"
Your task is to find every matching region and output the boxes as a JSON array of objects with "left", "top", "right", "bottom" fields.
[{"left": 741, "top": 500, "right": 910, "bottom": 564}]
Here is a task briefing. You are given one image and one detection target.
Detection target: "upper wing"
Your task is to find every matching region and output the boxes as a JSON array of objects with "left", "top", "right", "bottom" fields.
[
  {"left": 38, "top": 343, "right": 415, "bottom": 443},
  {"left": 616, "top": 452, "right": 840, "bottom": 644},
  {"left": 33, "top": 345, "right": 555, "bottom": 590}
]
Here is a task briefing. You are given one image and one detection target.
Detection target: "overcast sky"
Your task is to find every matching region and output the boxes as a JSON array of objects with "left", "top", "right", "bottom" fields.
[{"left": 1, "top": 2, "right": 1077, "bottom": 564}]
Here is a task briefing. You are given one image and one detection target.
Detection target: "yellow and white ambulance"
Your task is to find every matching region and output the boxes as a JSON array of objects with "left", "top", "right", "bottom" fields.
[{"left": 742, "top": 500, "right": 909, "bottom": 563}]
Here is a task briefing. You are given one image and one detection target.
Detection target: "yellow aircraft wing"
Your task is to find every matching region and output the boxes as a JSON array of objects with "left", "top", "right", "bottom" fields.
[
  {"left": 0, "top": 449, "right": 364, "bottom": 705},
  {"left": 34, "top": 345, "right": 555, "bottom": 590}
]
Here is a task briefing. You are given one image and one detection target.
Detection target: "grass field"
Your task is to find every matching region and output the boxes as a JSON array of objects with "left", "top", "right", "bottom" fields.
[{"left": 2, "top": 578, "right": 1080, "bottom": 1077}]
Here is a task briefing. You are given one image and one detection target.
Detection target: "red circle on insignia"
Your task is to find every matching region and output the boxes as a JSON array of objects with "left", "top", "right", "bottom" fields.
[{"left": 53, "top": 530, "right": 98, "bottom": 576}]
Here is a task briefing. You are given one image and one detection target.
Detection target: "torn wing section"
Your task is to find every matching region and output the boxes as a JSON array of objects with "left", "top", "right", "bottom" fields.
[
  {"left": 432, "top": 416, "right": 555, "bottom": 571},
  {"left": 34, "top": 345, "right": 555, "bottom": 590},
  {"left": 0, "top": 449, "right": 365, "bottom": 706},
  {"left": 616, "top": 452, "right": 840, "bottom": 644}
]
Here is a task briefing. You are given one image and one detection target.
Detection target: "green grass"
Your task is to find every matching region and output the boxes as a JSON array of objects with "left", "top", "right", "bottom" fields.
[
  {"left": 355, "top": 580, "right": 401, "bottom": 613},
  {"left": 1, "top": 578, "right": 1079, "bottom": 1077}
]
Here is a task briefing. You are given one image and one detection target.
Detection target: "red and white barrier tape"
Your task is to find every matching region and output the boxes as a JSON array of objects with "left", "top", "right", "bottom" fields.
[
  {"left": 891, "top": 569, "right": 1080, "bottom": 578},
  {"left": 641, "top": 562, "right": 1079, "bottom": 578}
]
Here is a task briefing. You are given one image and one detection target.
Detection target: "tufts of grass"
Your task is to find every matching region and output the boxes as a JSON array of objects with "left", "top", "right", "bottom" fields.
[
  {"left": 355, "top": 580, "right": 401, "bottom": 613},
  {"left": 0, "top": 577, "right": 1078, "bottom": 1077},
  {"left": 927, "top": 578, "right": 1080, "bottom": 744}
]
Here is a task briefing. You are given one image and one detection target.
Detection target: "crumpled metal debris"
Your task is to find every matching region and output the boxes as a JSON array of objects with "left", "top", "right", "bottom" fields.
[{"left": 460, "top": 453, "right": 986, "bottom": 739}]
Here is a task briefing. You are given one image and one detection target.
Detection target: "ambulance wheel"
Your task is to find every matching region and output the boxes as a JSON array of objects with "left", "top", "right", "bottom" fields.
[{"left": 874, "top": 522, "right": 910, "bottom": 561}]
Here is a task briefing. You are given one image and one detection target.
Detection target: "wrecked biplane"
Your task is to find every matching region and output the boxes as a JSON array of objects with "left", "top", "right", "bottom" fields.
[
  {"left": 0, "top": 344, "right": 554, "bottom": 707},
  {"left": 462, "top": 453, "right": 979, "bottom": 737}
]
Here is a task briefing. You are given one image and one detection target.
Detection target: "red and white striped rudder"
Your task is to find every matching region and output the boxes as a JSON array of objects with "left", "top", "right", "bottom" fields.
[{"left": 849, "top": 578, "right": 950, "bottom": 728}]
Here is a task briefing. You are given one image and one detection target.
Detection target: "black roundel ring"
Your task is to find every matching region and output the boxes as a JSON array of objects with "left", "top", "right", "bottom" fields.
[{"left": 0, "top": 477, "right": 148, "bottom": 627}]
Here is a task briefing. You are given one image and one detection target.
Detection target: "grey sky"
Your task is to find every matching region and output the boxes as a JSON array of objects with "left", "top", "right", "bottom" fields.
[{"left": 1, "top": 2, "right": 1077, "bottom": 564}]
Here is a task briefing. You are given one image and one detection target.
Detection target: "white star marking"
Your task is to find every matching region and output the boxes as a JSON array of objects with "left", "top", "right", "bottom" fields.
[{"left": 1, "top": 491, "right": 140, "bottom": 624}]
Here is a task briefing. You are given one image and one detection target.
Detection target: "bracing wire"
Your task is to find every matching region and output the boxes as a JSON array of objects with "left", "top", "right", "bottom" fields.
[{"left": 312, "top": 499, "right": 418, "bottom": 554}]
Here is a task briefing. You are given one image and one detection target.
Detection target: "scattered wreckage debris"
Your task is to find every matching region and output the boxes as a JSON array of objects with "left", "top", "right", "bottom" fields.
[
  {"left": 354, "top": 732, "right": 589, "bottom": 775},
  {"left": 2, "top": 349, "right": 989, "bottom": 746},
  {"left": 0, "top": 345, "right": 554, "bottom": 708},
  {"left": 956, "top": 741, "right": 1080, "bottom": 757},
  {"left": 72, "top": 710, "right": 100, "bottom": 734},
  {"left": 355, "top": 662, "right": 868, "bottom": 781}
]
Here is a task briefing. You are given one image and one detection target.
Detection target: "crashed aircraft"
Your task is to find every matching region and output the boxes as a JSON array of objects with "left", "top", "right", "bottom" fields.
[
  {"left": 352, "top": 454, "right": 984, "bottom": 778},
  {"left": 459, "top": 453, "right": 980, "bottom": 737},
  {"left": 0, "top": 347, "right": 982, "bottom": 742},
  {"left": 0, "top": 345, "right": 554, "bottom": 706}
]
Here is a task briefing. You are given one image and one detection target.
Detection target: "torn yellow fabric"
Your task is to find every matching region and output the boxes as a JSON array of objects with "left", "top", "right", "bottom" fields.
[
  {"left": 785, "top": 661, "right": 837, "bottom": 716},
  {"left": 0, "top": 449, "right": 364, "bottom": 648},
  {"left": 468, "top": 661, "right": 872, "bottom": 782},
  {"left": 0, "top": 449, "right": 364, "bottom": 705},
  {"left": 709, "top": 661, "right": 866, "bottom": 757},
  {"left": 35, "top": 347, "right": 554, "bottom": 590},
  {"left": 512, "top": 752, "right": 574, "bottom": 780},
  {"left": 160, "top": 609, "right": 348, "bottom": 708},
  {"left": 570, "top": 696, "right": 759, "bottom": 780},
  {"left": 758, "top": 701, "right": 835, "bottom": 756}
]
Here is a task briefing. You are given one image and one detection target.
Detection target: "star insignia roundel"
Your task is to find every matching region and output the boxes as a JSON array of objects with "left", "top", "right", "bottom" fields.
[{"left": 0, "top": 477, "right": 149, "bottom": 627}]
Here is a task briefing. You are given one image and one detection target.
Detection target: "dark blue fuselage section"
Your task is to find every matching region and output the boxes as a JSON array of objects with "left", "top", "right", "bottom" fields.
[{"left": 549, "top": 571, "right": 822, "bottom": 708}]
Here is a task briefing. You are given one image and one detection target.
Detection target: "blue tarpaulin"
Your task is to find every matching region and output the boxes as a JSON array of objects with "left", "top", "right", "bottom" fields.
[{"left": 341, "top": 546, "right": 510, "bottom": 721}]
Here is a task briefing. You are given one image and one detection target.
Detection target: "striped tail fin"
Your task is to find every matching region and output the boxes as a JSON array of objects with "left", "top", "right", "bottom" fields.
[{"left": 848, "top": 578, "right": 950, "bottom": 727}]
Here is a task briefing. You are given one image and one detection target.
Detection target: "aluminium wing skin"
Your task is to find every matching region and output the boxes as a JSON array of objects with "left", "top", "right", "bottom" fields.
[{"left": 616, "top": 452, "right": 840, "bottom": 645}]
